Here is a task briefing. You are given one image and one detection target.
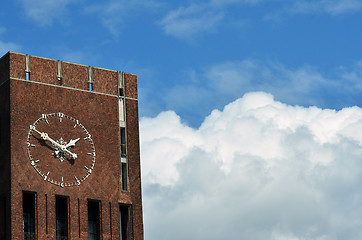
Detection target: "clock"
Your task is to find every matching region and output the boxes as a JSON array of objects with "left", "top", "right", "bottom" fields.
[{"left": 26, "top": 112, "right": 96, "bottom": 187}]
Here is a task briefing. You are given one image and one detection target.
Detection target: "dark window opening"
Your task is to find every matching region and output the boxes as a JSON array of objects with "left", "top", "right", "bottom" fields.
[
  {"left": 121, "top": 163, "right": 128, "bottom": 192},
  {"left": 119, "top": 88, "right": 124, "bottom": 96},
  {"left": 120, "top": 127, "right": 126, "bottom": 158},
  {"left": 109, "top": 202, "right": 112, "bottom": 239},
  {"left": 120, "top": 205, "right": 129, "bottom": 240},
  {"left": 45, "top": 194, "right": 48, "bottom": 234},
  {"left": 0, "top": 196, "right": 6, "bottom": 240},
  {"left": 56, "top": 196, "right": 69, "bottom": 240},
  {"left": 88, "top": 200, "right": 100, "bottom": 240},
  {"left": 0, "top": 122, "right": 2, "bottom": 146},
  {"left": 78, "top": 198, "right": 81, "bottom": 238},
  {"left": 23, "top": 192, "right": 36, "bottom": 240}
]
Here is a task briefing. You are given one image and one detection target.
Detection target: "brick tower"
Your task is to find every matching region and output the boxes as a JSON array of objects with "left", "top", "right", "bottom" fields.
[{"left": 0, "top": 52, "right": 143, "bottom": 239}]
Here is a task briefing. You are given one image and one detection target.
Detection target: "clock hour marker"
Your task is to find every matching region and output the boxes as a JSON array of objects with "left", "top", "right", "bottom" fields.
[
  {"left": 58, "top": 112, "right": 64, "bottom": 122},
  {"left": 26, "top": 142, "right": 36, "bottom": 147},
  {"left": 74, "top": 119, "right": 79, "bottom": 128},
  {"left": 74, "top": 176, "right": 81, "bottom": 185},
  {"left": 30, "top": 160, "right": 39, "bottom": 166},
  {"left": 42, "top": 114, "right": 49, "bottom": 124},
  {"left": 44, "top": 171, "right": 49, "bottom": 181}
]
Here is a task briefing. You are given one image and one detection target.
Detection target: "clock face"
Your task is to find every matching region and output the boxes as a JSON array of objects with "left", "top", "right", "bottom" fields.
[{"left": 26, "top": 112, "right": 96, "bottom": 187}]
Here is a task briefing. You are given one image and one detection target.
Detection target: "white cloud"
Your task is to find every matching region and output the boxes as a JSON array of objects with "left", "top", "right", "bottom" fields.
[
  {"left": 85, "top": 0, "right": 162, "bottom": 36},
  {"left": 159, "top": 0, "right": 362, "bottom": 40},
  {"left": 16, "top": 0, "right": 74, "bottom": 26},
  {"left": 159, "top": 4, "right": 224, "bottom": 41},
  {"left": 141, "top": 92, "right": 362, "bottom": 239},
  {"left": 158, "top": 0, "right": 265, "bottom": 41}
]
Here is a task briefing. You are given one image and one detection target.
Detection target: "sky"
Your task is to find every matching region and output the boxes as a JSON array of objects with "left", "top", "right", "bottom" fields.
[{"left": 2, "top": 0, "right": 362, "bottom": 239}]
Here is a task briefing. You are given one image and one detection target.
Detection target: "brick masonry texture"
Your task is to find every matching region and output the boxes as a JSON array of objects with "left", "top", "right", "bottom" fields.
[{"left": 0, "top": 52, "right": 144, "bottom": 239}]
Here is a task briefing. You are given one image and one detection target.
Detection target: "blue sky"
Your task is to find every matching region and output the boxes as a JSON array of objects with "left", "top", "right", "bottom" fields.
[
  {"left": 2, "top": 0, "right": 362, "bottom": 239},
  {"left": 2, "top": 0, "right": 362, "bottom": 127}
]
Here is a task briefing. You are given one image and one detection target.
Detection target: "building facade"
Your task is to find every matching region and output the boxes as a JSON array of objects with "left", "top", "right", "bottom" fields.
[{"left": 0, "top": 52, "right": 143, "bottom": 239}]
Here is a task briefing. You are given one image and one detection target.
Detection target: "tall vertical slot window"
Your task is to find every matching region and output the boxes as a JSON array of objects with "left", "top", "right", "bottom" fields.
[
  {"left": 118, "top": 71, "right": 124, "bottom": 97},
  {"left": 23, "top": 192, "right": 36, "bottom": 240},
  {"left": 88, "top": 200, "right": 100, "bottom": 240},
  {"left": 120, "top": 205, "right": 129, "bottom": 240},
  {"left": 56, "top": 196, "right": 69, "bottom": 240},
  {"left": 121, "top": 162, "right": 128, "bottom": 191},
  {"left": 120, "top": 127, "right": 126, "bottom": 158}
]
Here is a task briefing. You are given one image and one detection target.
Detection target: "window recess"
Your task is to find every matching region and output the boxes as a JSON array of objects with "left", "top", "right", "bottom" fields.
[
  {"left": 118, "top": 71, "right": 124, "bottom": 97},
  {"left": 120, "top": 205, "right": 129, "bottom": 240},
  {"left": 56, "top": 196, "right": 69, "bottom": 240},
  {"left": 88, "top": 200, "right": 101, "bottom": 240},
  {"left": 121, "top": 161, "right": 128, "bottom": 192},
  {"left": 23, "top": 192, "right": 36, "bottom": 240}
]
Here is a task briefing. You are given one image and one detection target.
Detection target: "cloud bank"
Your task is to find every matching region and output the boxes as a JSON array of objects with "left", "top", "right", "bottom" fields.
[{"left": 141, "top": 92, "right": 362, "bottom": 240}]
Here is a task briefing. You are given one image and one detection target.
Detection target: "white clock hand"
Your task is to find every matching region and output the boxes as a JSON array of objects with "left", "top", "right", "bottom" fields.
[
  {"left": 30, "top": 125, "right": 78, "bottom": 159},
  {"left": 65, "top": 138, "right": 80, "bottom": 148}
]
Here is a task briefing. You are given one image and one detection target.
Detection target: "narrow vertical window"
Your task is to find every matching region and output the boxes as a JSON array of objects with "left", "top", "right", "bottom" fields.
[
  {"left": 88, "top": 200, "right": 100, "bottom": 240},
  {"left": 26, "top": 72, "right": 30, "bottom": 80},
  {"left": 45, "top": 194, "right": 48, "bottom": 234},
  {"left": 23, "top": 192, "right": 36, "bottom": 240},
  {"left": 56, "top": 196, "right": 69, "bottom": 240},
  {"left": 109, "top": 202, "right": 112, "bottom": 239},
  {"left": 120, "top": 205, "right": 129, "bottom": 240},
  {"left": 119, "top": 88, "right": 124, "bottom": 96},
  {"left": 78, "top": 198, "right": 81, "bottom": 238},
  {"left": 118, "top": 71, "right": 124, "bottom": 97},
  {"left": 120, "top": 127, "right": 126, "bottom": 158},
  {"left": 89, "top": 83, "right": 93, "bottom": 91},
  {"left": 121, "top": 162, "right": 128, "bottom": 191}
]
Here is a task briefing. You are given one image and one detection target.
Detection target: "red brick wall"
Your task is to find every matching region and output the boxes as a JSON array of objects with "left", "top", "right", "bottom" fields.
[{"left": 1, "top": 52, "right": 143, "bottom": 239}]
